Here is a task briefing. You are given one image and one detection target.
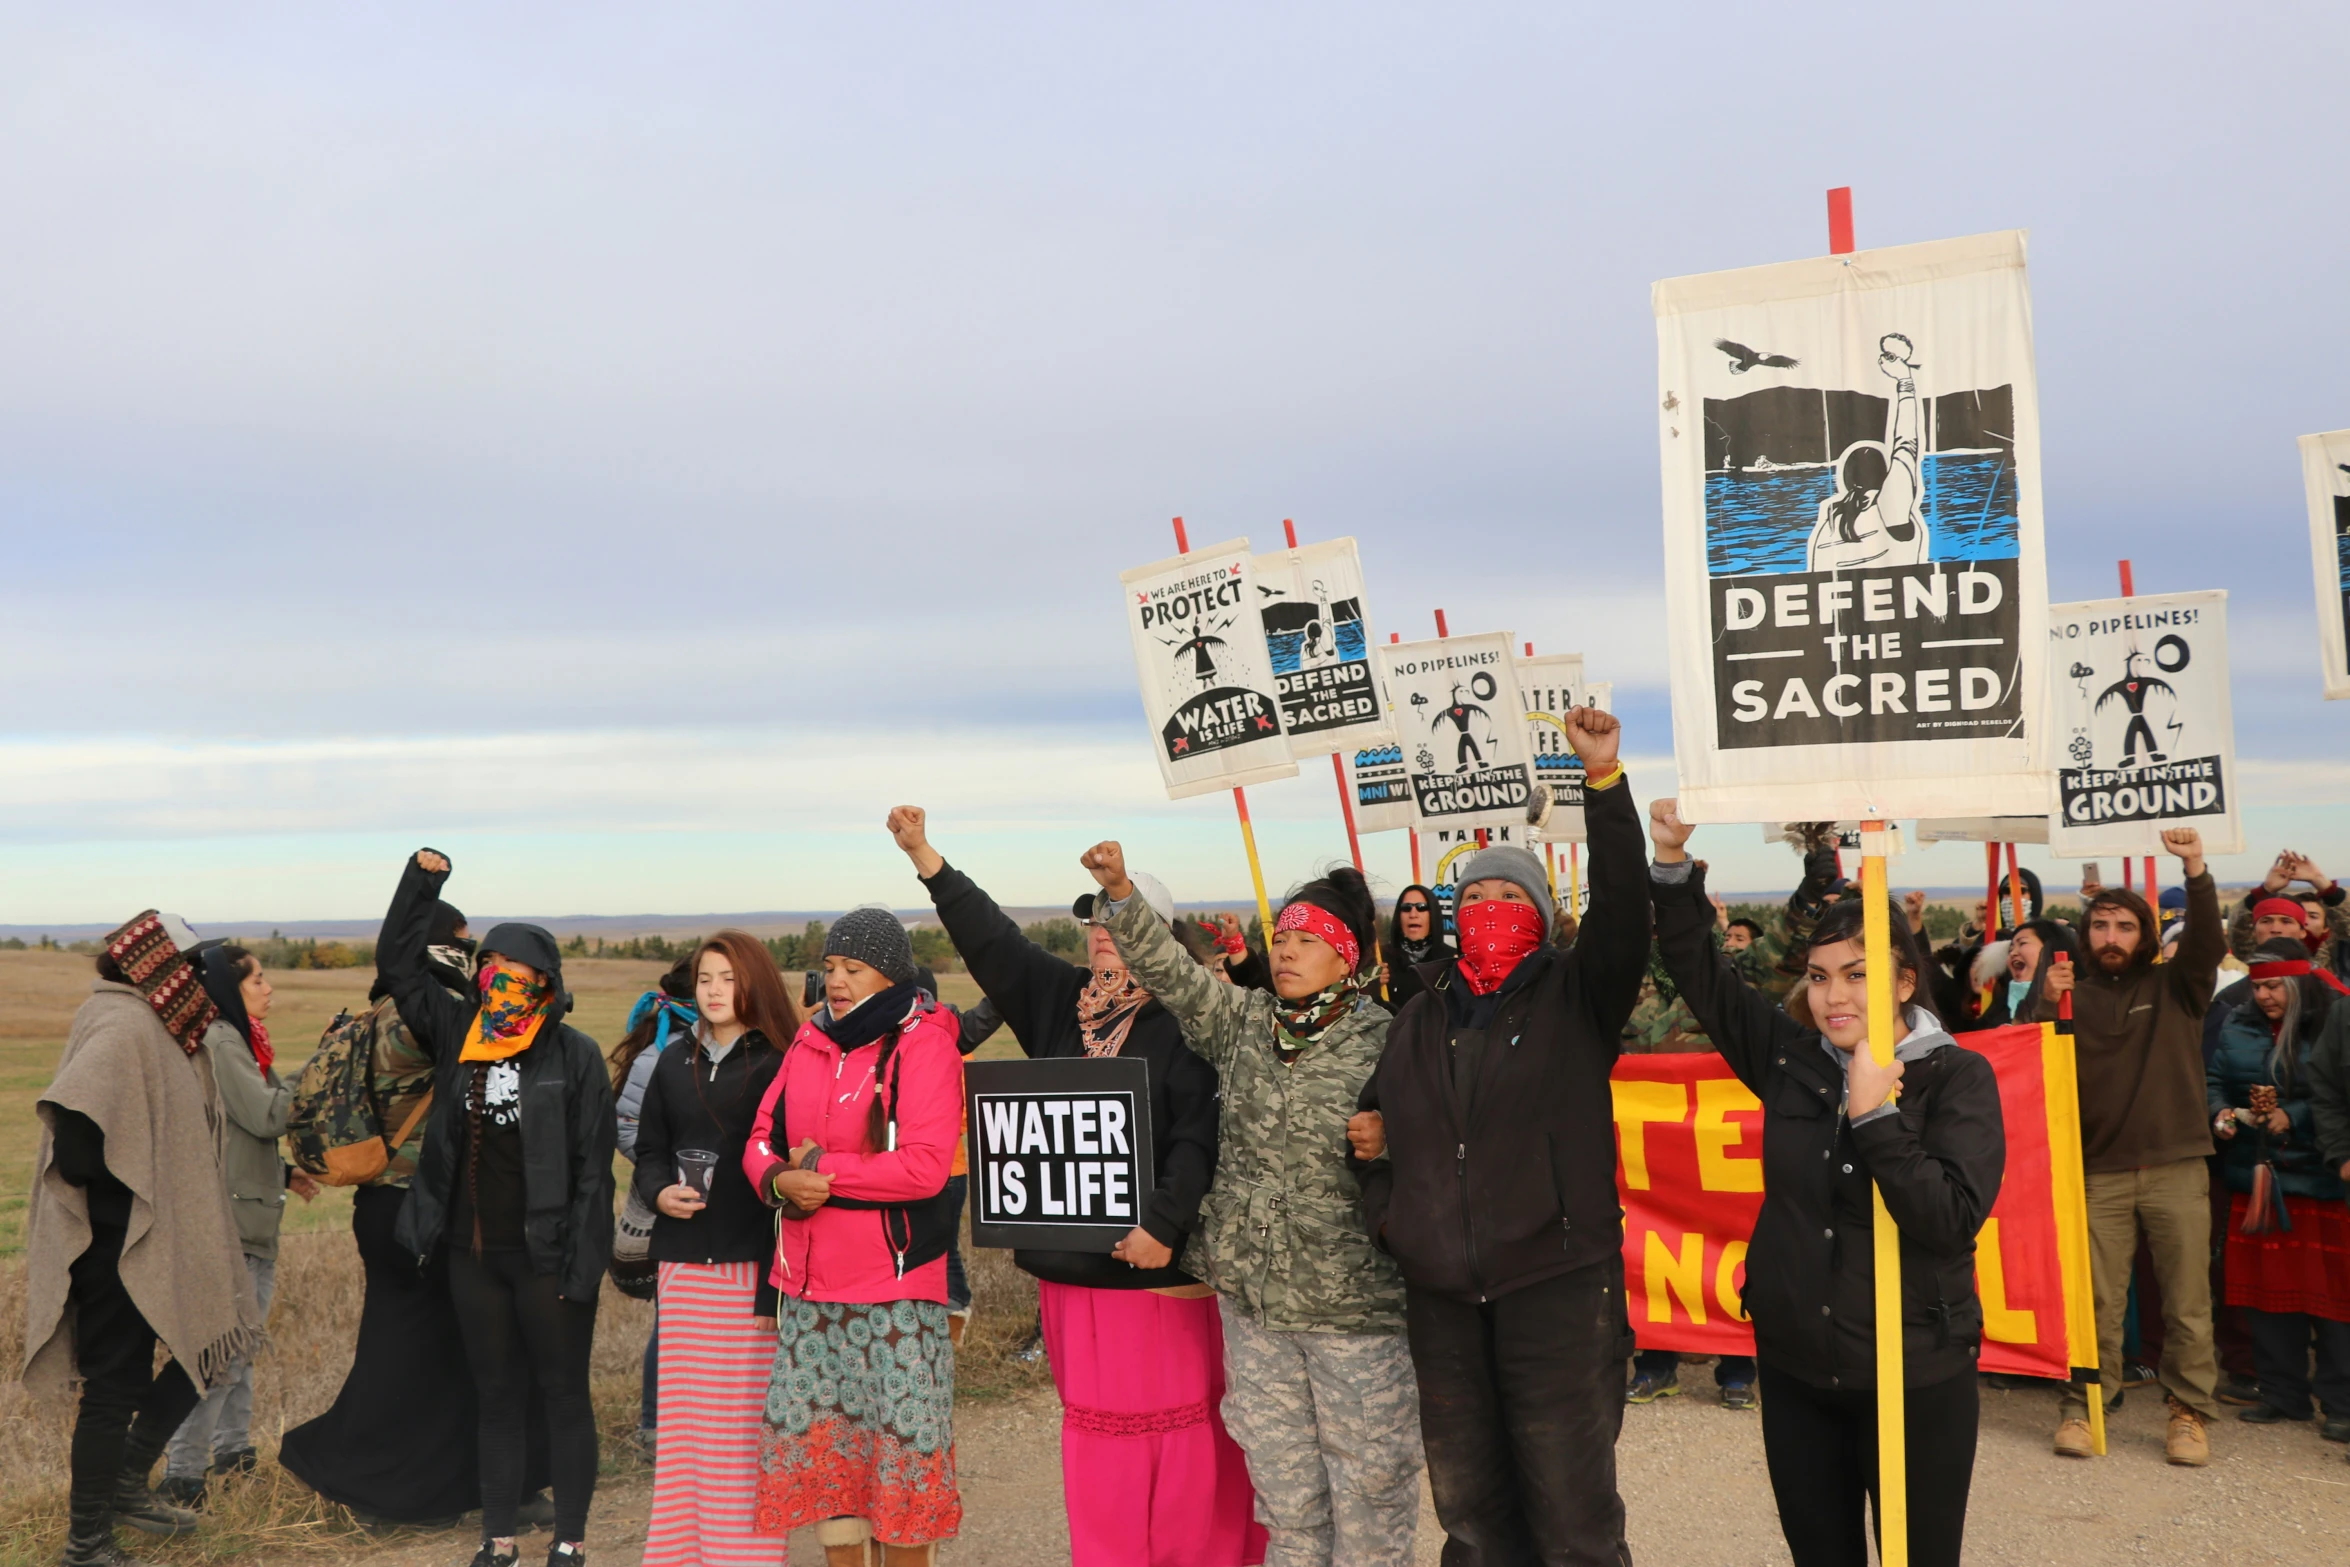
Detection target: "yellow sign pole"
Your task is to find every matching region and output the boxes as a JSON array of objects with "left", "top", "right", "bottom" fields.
[
  {"left": 2042, "top": 1017, "right": 2106, "bottom": 1454},
  {"left": 1232, "top": 786, "right": 1275, "bottom": 938},
  {"left": 1860, "top": 821, "right": 1908, "bottom": 1567}
]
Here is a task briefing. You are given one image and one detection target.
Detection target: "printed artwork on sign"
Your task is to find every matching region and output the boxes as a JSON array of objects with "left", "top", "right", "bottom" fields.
[
  {"left": 1517, "top": 654, "right": 1610, "bottom": 843},
  {"left": 965, "top": 1057, "right": 1157, "bottom": 1253},
  {"left": 1376, "top": 632, "right": 1536, "bottom": 832},
  {"left": 1120, "top": 538, "right": 1299, "bottom": 800},
  {"left": 1656, "top": 230, "right": 2050, "bottom": 822},
  {"left": 1346, "top": 741, "right": 1415, "bottom": 834},
  {"left": 2046, "top": 591, "right": 2241, "bottom": 855},
  {"left": 1252, "top": 537, "right": 1388, "bottom": 756},
  {"left": 2297, "top": 430, "right": 2350, "bottom": 701}
]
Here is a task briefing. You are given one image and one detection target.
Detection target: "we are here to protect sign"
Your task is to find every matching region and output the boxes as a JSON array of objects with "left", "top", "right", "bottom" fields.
[{"left": 965, "top": 1056, "right": 1156, "bottom": 1253}]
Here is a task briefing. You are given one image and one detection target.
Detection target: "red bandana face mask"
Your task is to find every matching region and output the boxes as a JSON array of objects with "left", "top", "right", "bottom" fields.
[{"left": 1455, "top": 899, "right": 1545, "bottom": 996}]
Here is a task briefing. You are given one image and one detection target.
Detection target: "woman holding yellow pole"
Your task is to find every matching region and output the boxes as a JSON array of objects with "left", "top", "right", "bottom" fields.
[{"left": 1647, "top": 801, "right": 2005, "bottom": 1567}]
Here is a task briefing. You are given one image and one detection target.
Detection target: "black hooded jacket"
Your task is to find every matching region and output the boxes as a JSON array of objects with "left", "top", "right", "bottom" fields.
[
  {"left": 923, "top": 859, "right": 1219, "bottom": 1289},
  {"left": 383, "top": 856, "right": 615, "bottom": 1299}
]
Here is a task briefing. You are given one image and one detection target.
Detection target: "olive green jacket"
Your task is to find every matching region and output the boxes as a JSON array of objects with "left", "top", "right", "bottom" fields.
[
  {"left": 1106, "top": 895, "right": 1405, "bottom": 1335},
  {"left": 207, "top": 1020, "right": 293, "bottom": 1259}
]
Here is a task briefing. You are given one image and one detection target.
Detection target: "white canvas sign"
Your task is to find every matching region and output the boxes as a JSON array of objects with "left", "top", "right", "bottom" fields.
[
  {"left": 1654, "top": 229, "right": 2050, "bottom": 822},
  {"left": 1251, "top": 537, "right": 1389, "bottom": 757},
  {"left": 1516, "top": 654, "right": 1611, "bottom": 844},
  {"left": 2046, "top": 591, "right": 2242, "bottom": 856},
  {"left": 2298, "top": 430, "right": 2350, "bottom": 701},
  {"left": 1914, "top": 816, "right": 2050, "bottom": 845},
  {"left": 1376, "top": 633, "right": 1536, "bottom": 833},
  {"left": 1120, "top": 538, "right": 1298, "bottom": 800},
  {"left": 1343, "top": 741, "right": 1414, "bottom": 834}
]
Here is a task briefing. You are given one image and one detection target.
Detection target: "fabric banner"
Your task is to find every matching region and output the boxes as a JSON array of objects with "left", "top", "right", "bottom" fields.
[
  {"left": 1517, "top": 654, "right": 1612, "bottom": 845},
  {"left": 1120, "top": 538, "right": 1299, "bottom": 800},
  {"left": 1344, "top": 742, "right": 1414, "bottom": 834},
  {"left": 2299, "top": 430, "right": 2350, "bottom": 701},
  {"left": 1915, "top": 816, "right": 2050, "bottom": 844},
  {"left": 1654, "top": 230, "right": 2050, "bottom": 823},
  {"left": 1251, "top": 537, "right": 1389, "bottom": 757},
  {"left": 1376, "top": 632, "right": 1536, "bottom": 833},
  {"left": 1615, "top": 1025, "right": 2086, "bottom": 1380},
  {"left": 1411, "top": 824, "right": 1540, "bottom": 931},
  {"left": 2046, "top": 591, "right": 2242, "bottom": 856}
]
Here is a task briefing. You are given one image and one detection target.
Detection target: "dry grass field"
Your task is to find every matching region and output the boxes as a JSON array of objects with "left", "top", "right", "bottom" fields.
[{"left": 0, "top": 951, "right": 1045, "bottom": 1566}]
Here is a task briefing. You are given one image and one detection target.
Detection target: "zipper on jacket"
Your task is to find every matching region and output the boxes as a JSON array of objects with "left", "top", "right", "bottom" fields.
[{"left": 1457, "top": 1140, "right": 1485, "bottom": 1300}]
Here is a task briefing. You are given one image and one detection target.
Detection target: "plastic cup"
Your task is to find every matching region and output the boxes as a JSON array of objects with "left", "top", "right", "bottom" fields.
[{"left": 676, "top": 1148, "right": 721, "bottom": 1196}]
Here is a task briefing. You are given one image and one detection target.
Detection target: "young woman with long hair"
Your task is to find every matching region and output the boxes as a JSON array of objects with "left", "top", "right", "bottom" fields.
[
  {"left": 1647, "top": 801, "right": 2005, "bottom": 1567},
  {"left": 637, "top": 933, "right": 798, "bottom": 1566},
  {"left": 744, "top": 910, "right": 964, "bottom": 1566},
  {"left": 380, "top": 850, "right": 615, "bottom": 1567}
]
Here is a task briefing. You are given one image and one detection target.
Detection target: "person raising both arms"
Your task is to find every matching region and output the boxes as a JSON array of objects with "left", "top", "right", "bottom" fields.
[
  {"left": 1083, "top": 840, "right": 1420, "bottom": 1567},
  {"left": 380, "top": 850, "right": 615, "bottom": 1567},
  {"left": 887, "top": 807, "right": 1261, "bottom": 1567},
  {"left": 1647, "top": 800, "right": 2005, "bottom": 1567},
  {"left": 1345, "top": 706, "right": 1651, "bottom": 1564}
]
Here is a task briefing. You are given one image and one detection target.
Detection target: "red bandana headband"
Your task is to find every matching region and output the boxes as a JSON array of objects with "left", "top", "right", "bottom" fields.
[
  {"left": 2252, "top": 896, "right": 2313, "bottom": 926},
  {"left": 1274, "top": 901, "right": 1359, "bottom": 972},
  {"left": 2247, "top": 957, "right": 2350, "bottom": 997}
]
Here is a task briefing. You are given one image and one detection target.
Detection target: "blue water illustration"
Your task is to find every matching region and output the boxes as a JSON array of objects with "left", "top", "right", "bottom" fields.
[
  {"left": 1705, "top": 451, "right": 2019, "bottom": 576},
  {"left": 2337, "top": 523, "right": 2349, "bottom": 592},
  {"left": 1267, "top": 614, "right": 1367, "bottom": 674}
]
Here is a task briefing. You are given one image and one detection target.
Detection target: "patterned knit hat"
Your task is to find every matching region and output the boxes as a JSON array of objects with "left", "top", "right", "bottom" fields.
[
  {"left": 823, "top": 906, "right": 917, "bottom": 986},
  {"left": 103, "top": 910, "right": 219, "bottom": 1055}
]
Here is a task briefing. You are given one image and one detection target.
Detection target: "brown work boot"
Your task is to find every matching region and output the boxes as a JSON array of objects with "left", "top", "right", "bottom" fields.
[
  {"left": 2166, "top": 1398, "right": 2210, "bottom": 1466},
  {"left": 2053, "top": 1416, "right": 2094, "bottom": 1458}
]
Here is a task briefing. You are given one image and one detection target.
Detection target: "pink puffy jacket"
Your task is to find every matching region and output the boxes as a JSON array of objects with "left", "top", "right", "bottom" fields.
[{"left": 743, "top": 999, "right": 964, "bottom": 1304}]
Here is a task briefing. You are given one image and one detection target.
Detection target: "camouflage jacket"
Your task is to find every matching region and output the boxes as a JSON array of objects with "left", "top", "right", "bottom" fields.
[{"left": 1107, "top": 895, "right": 1405, "bottom": 1334}]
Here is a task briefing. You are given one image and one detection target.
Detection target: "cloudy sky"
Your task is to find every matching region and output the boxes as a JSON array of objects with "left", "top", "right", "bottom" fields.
[{"left": 3, "top": 4, "right": 2346, "bottom": 925}]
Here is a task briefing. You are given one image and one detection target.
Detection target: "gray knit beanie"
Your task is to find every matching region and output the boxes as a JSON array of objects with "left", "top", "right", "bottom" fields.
[
  {"left": 824, "top": 906, "right": 917, "bottom": 986},
  {"left": 1453, "top": 845, "right": 1551, "bottom": 938}
]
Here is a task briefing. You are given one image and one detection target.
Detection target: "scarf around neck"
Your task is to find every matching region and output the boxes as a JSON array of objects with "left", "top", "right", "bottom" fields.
[
  {"left": 1276, "top": 979, "right": 1362, "bottom": 1048},
  {"left": 1077, "top": 969, "right": 1150, "bottom": 1057},
  {"left": 460, "top": 963, "right": 551, "bottom": 1063},
  {"left": 819, "top": 980, "right": 919, "bottom": 1052}
]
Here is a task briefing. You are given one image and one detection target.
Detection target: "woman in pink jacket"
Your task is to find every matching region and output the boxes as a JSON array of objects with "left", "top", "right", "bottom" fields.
[{"left": 743, "top": 908, "right": 964, "bottom": 1567}]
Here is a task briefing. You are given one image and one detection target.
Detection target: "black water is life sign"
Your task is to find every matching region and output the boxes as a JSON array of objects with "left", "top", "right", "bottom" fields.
[{"left": 966, "top": 1056, "right": 1156, "bottom": 1252}]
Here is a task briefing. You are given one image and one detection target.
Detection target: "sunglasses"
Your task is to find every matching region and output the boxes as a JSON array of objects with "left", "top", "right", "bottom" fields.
[{"left": 1398, "top": 902, "right": 1431, "bottom": 914}]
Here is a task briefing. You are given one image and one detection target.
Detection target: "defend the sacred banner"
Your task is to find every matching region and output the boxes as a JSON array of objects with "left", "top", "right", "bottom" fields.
[
  {"left": 1377, "top": 632, "right": 1536, "bottom": 833},
  {"left": 1654, "top": 230, "right": 2050, "bottom": 822},
  {"left": 2045, "top": 590, "right": 2242, "bottom": 856},
  {"left": 966, "top": 1057, "right": 1157, "bottom": 1253},
  {"left": 1120, "top": 538, "right": 1299, "bottom": 799},
  {"left": 1518, "top": 654, "right": 1612, "bottom": 845},
  {"left": 1615, "top": 1027, "right": 2089, "bottom": 1380},
  {"left": 2299, "top": 430, "right": 2350, "bottom": 701},
  {"left": 1251, "top": 537, "right": 1389, "bottom": 757}
]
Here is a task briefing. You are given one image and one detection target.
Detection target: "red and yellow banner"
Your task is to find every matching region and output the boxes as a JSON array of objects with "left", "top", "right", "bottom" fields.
[{"left": 1612, "top": 1023, "right": 2095, "bottom": 1381}]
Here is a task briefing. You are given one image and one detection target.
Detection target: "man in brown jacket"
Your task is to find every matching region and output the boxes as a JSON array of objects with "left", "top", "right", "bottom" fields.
[{"left": 2047, "top": 827, "right": 2224, "bottom": 1466}]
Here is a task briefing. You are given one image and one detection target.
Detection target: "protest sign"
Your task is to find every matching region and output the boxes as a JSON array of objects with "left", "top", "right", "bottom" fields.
[
  {"left": 1915, "top": 817, "right": 2049, "bottom": 844},
  {"left": 2299, "top": 430, "right": 2350, "bottom": 701},
  {"left": 1343, "top": 741, "right": 1414, "bottom": 834},
  {"left": 1251, "top": 537, "right": 1388, "bottom": 756},
  {"left": 1121, "top": 538, "right": 1298, "bottom": 799},
  {"left": 1517, "top": 654, "right": 1612, "bottom": 844},
  {"left": 1614, "top": 1025, "right": 2088, "bottom": 1380},
  {"left": 2046, "top": 590, "right": 2241, "bottom": 856},
  {"left": 966, "top": 1057, "right": 1156, "bottom": 1252},
  {"left": 1377, "top": 632, "right": 1536, "bottom": 833},
  {"left": 1654, "top": 230, "right": 2050, "bottom": 823}
]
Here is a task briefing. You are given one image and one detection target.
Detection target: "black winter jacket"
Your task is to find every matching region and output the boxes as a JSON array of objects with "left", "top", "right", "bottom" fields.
[
  {"left": 1354, "top": 778, "right": 1650, "bottom": 1301},
  {"left": 632, "top": 1027, "right": 786, "bottom": 1265},
  {"left": 384, "top": 857, "right": 617, "bottom": 1301},
  {"left": 1654, "top": 862, "right": 2006, "bottom": 1390},
  {"left": 924, "top": 860, "right": 1220, "bottom": 1289}
]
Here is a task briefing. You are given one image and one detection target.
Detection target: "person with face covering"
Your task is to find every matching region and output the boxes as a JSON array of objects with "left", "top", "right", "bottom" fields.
[
  {"left": 23, "top": 913, "right": 265, "bottom": 1567},
  {"left": 742, "top": 909, "right": 964, "bottom": 1566},
  {"left": 1347, "top": 708, "right": 1649, "bottom": 1567},
  {"left": 1647, "top": 802, "right": 2004, "bottom": 1567},
  {"left": 2040, "top": 831, "right": 2226, "bottom": 1465},
  {"left": 1083, "top": 840, "right": 1417, "bottom": 1567},
  {"left": 1381, "top": 884, "right": 1456, "bottom": 1011},
  {"left": 159, "top": 945, "right": 317, "bottom": 1504},
  {"left": 380, "top": 851, "right": 615, "bottom": 1567},
  {"left": 885, "top": 807, "right": 1261, "bottom": 1567},
  {"left": 2207, "top": 937, "right": 2350, "bottom": 1436}
]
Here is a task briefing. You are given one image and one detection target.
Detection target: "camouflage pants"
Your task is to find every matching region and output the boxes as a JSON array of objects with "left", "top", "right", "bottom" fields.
[{"left": 1218, "top": 1299, "right": 1423, "bottom": 1567}]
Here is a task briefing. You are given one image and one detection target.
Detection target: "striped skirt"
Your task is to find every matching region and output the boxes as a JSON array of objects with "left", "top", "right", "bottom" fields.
[{"left": 643, "top": 1261, "right": 786, "bottom": 1567}]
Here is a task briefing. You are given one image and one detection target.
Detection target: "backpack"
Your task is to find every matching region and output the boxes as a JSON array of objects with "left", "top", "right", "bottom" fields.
[{"left": 286, "top": 1000, "right": 437, "bottom": 1187}]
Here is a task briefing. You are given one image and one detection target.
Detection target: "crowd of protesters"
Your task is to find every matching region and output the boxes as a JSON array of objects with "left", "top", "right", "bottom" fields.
[{"left": 19, "top": 712, "right": 2350, "bottom": 1567}]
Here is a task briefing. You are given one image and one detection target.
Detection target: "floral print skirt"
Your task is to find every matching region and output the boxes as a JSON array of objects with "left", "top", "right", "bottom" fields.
[{"left": 753, "top": 1297, "right": 961, "bottom": 1546}]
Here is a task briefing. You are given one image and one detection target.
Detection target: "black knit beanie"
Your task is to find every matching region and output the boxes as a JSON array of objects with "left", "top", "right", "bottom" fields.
[{"left": 824, "top": 907, "right": 916, "bottom": 985}]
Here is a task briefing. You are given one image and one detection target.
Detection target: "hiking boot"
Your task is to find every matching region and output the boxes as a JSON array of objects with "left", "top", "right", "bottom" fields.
[
  {"left": 2238, "top": 1402, "right": 2308, "bottom": 1425},
  {"left": 2052, "top": 1417, "right": 2094, "bottom": 1458},
  {"left": 2166, "top": 1399, "right": 2210, "bottom": 1466},
  {"left": 1624, "top": 1367, "right": 1680, "bottom": 1404},
  {"left": 209, "top": 1446, "right": 257, "bottom": 1477},
  {"left": 1719, "top": 1378, "right": 1757, "bottom": 1411},
  {"left": 111, "top": 1472, "right": 196, "bottom": 1537},
  {"left": 2218, "top": 1373, "right": 2262, "bottom": 1406},
  {"left": 59, "top": 1525, "right": 158, "bottom": 1567},
  {"left": 2322, "top": 1416, "right": 2350, "bottom": 1443},
  {"left": 154, "top": 1476, "right": 206, "bottom": 1510},
  {"left": 2121, "top": 1359, "right": 2159, "bottom": 1388}
]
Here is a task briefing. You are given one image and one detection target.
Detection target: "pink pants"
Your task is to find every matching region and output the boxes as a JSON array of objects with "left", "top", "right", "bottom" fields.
[{"left": 1038, "top": 1281, "right": 1267, "bottom": 1567}]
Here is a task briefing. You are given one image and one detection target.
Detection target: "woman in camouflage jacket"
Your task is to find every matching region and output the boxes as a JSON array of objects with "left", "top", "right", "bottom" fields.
[{"left": 1085, "top": 842, "right": 1420, "bottom": 1567}]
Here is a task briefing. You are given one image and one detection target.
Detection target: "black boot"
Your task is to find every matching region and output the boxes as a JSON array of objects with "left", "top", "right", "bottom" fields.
[
  {"left": 58, "top": 1498, "right": 155, "bottom": 1567},
  {"left": 111, "top": 1448, "right": 196, "bottom": 1538}
]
